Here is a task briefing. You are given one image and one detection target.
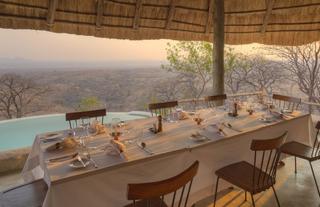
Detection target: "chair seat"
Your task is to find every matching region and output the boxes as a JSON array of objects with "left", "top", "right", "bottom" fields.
[
  {"left": 124, "top": 198, "right": 168, "bottom": 207},
  {"left": 1, "top": 179, "right": 47, "bottom": 207},
  {"left": 281, "top": 141, "right": 320, "bottom": 161},
  {"left": 216, "top": 161, "right": 275, "bottom": 194}
]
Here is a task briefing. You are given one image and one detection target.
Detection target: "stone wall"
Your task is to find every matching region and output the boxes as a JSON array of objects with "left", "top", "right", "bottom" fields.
[{"left": 0, "top": 147, "right": 30, "bottom": 174}]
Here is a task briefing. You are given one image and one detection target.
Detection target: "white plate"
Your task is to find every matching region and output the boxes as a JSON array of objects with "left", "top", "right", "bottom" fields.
[
  {"left": 281, "top": 109, "right": 293, "bottom": 114},
  {"left": 69, "top": 158, "right": 90, "bottom": 169},
  {"left": 42, "top": 133, "right": 63, "bottom": 142},
  {"left": 259, "top": 117, "right": 274, "bottom": 123},
  {"left": 189, "top": 135, "right": 208, "bottom": 142}
]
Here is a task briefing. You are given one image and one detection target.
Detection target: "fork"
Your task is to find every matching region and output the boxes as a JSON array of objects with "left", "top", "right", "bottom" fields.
[
  {"left": 87, "top": 154, "right": 98, "bottom": 168},
  {"left": 77, "top": 155, "right": 86, "bottom": 167}
]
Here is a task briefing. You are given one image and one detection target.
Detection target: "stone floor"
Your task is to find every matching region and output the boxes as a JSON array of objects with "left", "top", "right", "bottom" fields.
[{"left": 194, "top": 157, "right": 320, "bottom": 207}]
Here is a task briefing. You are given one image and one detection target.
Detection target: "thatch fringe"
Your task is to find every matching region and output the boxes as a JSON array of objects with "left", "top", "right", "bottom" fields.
[{"left": 0, "top": 0, "right": 319, "bottom": 45}]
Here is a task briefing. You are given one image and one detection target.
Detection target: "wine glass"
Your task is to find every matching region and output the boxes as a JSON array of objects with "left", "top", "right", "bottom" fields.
[
  {"left": 110, "top": 118, "right": 122, "bottom": 140},
  {"left": 78, "top": 117, "right": 90, "bottom": 146},
  {"left": 80, "top": 117, "right": 91, "bottom": 136},
  {"left": 124, "top": 128, "right": 143, "bottom": 145}
]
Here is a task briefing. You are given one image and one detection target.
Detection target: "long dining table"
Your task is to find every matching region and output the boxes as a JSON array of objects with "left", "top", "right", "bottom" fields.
[{"left": 22, "top": 107, "right": 313, "bottom": 207}]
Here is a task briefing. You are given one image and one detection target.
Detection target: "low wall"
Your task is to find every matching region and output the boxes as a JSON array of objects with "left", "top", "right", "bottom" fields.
[{"left": 0, "top": 147, "right": 30, "bottom": 174}]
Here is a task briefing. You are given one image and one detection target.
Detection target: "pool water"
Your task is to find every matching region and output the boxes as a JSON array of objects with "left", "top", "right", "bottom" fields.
[{"left": 0, "top": 112, "right": 147, "bottom": 151}]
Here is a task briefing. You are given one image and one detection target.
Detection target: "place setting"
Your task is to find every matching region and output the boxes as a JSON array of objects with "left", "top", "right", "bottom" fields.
[{"left": 43, "top": 117, "right": 132, "bottom": 170}]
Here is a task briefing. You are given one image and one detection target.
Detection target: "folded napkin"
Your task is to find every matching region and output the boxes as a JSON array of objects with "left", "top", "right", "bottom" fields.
[
  {"left": 46, "top": 137, "right": 77, "bottom": 151},
  {"left": 110, "top": 139, "right": 126, "bottom": 153},
  {"left": 109, "top": 139, "right": 128, "bottom": 160},
  {"left": 89, "top": 120, "right": 107, "bottom": 135},
  {"left": 200, "top": 124, "right": 226, "bottom": 138},
  {"left": 178, "top": 111, "right": 189, "bottom": 120}
]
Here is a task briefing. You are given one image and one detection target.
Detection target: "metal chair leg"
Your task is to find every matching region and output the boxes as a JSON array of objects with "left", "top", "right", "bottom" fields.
[
  {"left": 294, "top": 156, "right": 297, "bottom": 174},
  {"left": 309, "top": 161, "right": 320, "bottom": 197},
  {"left": 250, "top": 193, "right": 255, "bottom": 207},
  {"left": 272, "top": 185, "right": 281, "bottom": 207},
  {"left": 213, "top": 177, "right": 220, "bottom": 207}
]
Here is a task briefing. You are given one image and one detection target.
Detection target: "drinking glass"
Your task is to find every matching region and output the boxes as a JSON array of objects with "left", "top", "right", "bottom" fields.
[
  {"left": 80, "top": 117, "right": 91, "bottom": 136},
  {"left": 123, "top": 128, "right": 143, "bottom": 145}
]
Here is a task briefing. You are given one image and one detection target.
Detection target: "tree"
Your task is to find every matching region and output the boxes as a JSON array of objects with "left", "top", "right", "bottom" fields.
[
  {"left": 78, "top": 96, "right": 103, "bottom": 111},
  {"left": 243, "top": 55, "right": 284, "bottom": 94},
  {"left": 162, "top": 41, "right": 213, "bottom": 99},
  {"left": 154, "top": 77, "right": 183, "bottom": 102},
  {"left": 0, "top": 73, "right": 48, "bottom": 119},
  {"left": 270, "top": 42, "right": 320, "bottom": 111},
  {"left": 224, "top": 49, "right": 248, "bottom": 93}
]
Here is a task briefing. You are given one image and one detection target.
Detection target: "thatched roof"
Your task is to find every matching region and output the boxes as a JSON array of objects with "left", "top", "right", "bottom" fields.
[{"left": 0, "top": 0, "right": 319, "bottom": 45}]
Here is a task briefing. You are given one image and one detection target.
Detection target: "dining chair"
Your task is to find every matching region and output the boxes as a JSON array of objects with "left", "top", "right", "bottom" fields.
[
  {"left": 148, "top": 101, "right": 178, "bottom": 117},
  {"left": 213, "top": 132, "right": 287, "bottom": 207},
  {"left": 125, "top": 160, "right": 199, "bottom": 207},
  {"left": 204, "top": 94, "right": 227, "bottom": 108},
  {"left": 65, "top": 108, "right": 106, "bottom": 129},
  {"left": 272, "top": 94, "right": 301, "bottom": 111},
  {"left": 281, "top": 121, "right": 320, "bottom": 197},
  {"left": 1, "top": 179, "right": 47, "bottom": 207}
]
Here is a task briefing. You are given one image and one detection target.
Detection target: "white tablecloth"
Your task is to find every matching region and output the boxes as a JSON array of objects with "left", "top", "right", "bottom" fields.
[{"left": 22, "top": 111, "right": 313, "bottom": 207}]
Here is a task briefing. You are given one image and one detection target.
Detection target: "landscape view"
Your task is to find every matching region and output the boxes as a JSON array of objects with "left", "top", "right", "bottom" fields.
[
  {"left": 0, "top": 29, "right": 319, "bottom": 120},
  {"left": 0, "top": 30, "right": 320, "bottom": 119}
]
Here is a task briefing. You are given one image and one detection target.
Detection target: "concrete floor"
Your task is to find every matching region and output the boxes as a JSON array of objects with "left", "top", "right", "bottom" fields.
[
  {"left": 0, "top": 171, "right": 24, "bottom": 192},
  {"left": 194, "top": 157, "right": 320, "bottom": 207},
  {"left": 0, "top": 157, "right": 319, "bottom": 206}
]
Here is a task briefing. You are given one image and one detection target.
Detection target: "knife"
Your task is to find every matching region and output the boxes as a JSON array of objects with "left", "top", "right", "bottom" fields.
[
  {"left": 136, "top": 142, "right": 154, "bottom": 155},
  {"left": 223, "top": 122, "right": 243, "bottom": 133},
  {"left": 46, "top": 153, "right": 78, "bottom": 163}
]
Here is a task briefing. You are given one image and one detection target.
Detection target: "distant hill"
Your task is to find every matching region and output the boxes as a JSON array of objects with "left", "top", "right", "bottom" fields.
[
  {"left": 0, "top": 58, "right": 165, "bottom": 71},
  {"left": 0, "top": 67, "right": 175, "bottom": 117}
]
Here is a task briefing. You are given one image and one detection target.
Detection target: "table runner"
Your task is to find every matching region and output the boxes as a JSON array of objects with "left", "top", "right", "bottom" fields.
[{"left": 22, "top": 109, "right": 313, "bottom": 207}]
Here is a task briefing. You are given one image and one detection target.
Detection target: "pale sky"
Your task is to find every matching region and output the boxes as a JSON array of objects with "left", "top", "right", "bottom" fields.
[{"left": 0, "top": 28, "right": 263, "bottom": 62}]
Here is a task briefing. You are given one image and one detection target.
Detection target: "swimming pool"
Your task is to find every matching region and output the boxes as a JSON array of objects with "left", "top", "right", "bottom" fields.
[{"left": 0, "top": 112, "right": 148, "bottom": 151}]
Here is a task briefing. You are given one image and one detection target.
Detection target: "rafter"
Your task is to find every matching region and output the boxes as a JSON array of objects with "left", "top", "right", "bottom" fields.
[
  {"left": 261, "top": 0, "right": 276, "bottom": 33},
  {"left": 96, "top": 0, "right": 104, "bottom": 28},
  {"left": 47, "top": 0, "right": 58, "bottom": 26},
  {"left": 205, "top": 0, "right": 213, "bottom": 34},
  {"left": 133, "top": 0, "right": 142, "bottom": 29},
  {"left": 166, "top": 0, "right": 175, "bottom": 29}
]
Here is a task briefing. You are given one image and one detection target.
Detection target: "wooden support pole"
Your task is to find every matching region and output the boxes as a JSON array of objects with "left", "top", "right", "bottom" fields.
[
  {"left": 133, "top": 0, "right": 142, "bottom": 29},
  {"left": 96, "top": 0, "right": 104, "bottom": 28},
  {"left": 261, "top": 0, "right": 275, "bottom": 33},
  {"left": 205, "top": 0, "right": 213, "bottom": 34},
  {"left": 212, "top": 0, "right": 224, "bottom": 102},
  {"left": 47, "top": 0, "right": 58, "bottom": 26},
  {"left": 166, "top": 0, "right": 175, "bottom": 29}
]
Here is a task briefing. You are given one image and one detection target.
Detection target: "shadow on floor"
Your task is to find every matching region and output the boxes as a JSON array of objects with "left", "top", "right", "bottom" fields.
[{"left": 193, "top": 157, "right": 320, "bottom": 207}]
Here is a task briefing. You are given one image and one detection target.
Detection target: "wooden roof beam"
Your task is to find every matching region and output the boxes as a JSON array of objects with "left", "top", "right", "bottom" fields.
[
  {"left": 96, "top": 0, "right": 104, "bottom": 28},
  {"left": 47, "top": 0, "right": 58, "bottom": 26},
  {"left": 205, "top": 0, "right": 213, "bottom": 34},
  {"left": 261, "top": 0, "right": 276, "bottom": 33},
  {"left": 133, "top": 0, "right": 142, "bottom": 29},
  {"left": 166, "top": 0, "right": 175, "bottom": 29}
]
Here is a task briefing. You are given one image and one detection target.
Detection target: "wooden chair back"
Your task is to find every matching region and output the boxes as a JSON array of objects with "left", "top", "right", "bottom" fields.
[
  {"left": 272, "top": 94, "right": 301, "bottom": 111},
  {"left": 250, "top": 132, "right": 287, "bottom": 191},
  {"left": 204, "top": 94, "right": 227, "bottom": 108},
  {"left": 65, "top": 108, "right": 106, "bottom": 129},
  {"left": 311, "top": 121, "right": 320, "bottom": 157},
  {"left": 148, "top": 101, "right": 178, "bottom": 117},
  {"left": 127, "top": 161, "right": 199, "bottom": 207}
]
